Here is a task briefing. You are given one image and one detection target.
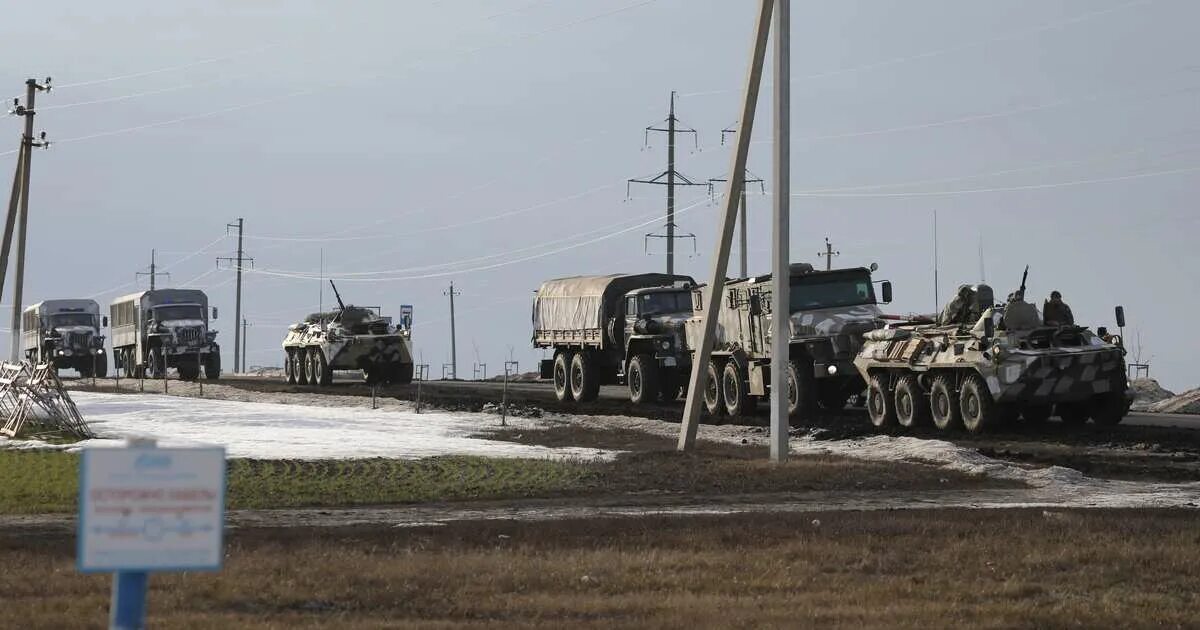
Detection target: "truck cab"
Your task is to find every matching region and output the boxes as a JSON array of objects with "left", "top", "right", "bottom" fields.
[{"left": 21, "top": 299, "right": 108, "bottom": 376}]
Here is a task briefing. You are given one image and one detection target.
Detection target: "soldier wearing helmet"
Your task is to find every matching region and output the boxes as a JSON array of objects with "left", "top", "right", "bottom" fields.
[{"left": 1043, "top": 290, "right": 1075, "bottom": 327}]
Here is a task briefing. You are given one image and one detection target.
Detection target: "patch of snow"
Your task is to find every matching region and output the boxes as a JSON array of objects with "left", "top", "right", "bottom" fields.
[
  {"left": 5, "top": 392, "right": 614, "bottom": 461},
  {"left": 1149, "top": 387, "right": 1200, "bottom": 415},
  {"left": 1130, "top": 378, "right": 1175, "bottom": 411}
]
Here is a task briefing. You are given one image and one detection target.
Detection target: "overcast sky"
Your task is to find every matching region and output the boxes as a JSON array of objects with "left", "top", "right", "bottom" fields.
[{"left": 1, "top": 0, "right": 1196, "bottom": 390}]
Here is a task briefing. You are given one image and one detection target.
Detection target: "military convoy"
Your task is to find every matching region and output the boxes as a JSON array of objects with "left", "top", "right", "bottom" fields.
[
  {"left": 20, "top": 299, "right": 108, "bottom": 377},
  {"left": 109, "top": 289, "right": 221, "bottom": 380},
  {"left": 282, "top": 281, "right": 414, "bottom": 386},
  {"left": 533, "top": 274, "right": 695, "bottom": 403},
  {"left": 854, "top": 279, "right": 1132, "bottom": 432}
]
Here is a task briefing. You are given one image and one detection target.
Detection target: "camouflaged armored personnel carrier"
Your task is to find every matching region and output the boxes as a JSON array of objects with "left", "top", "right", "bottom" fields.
[
  {"left": 282, "top": 281, "right": 414, "bottom": 386},
  {"left": 853, "top": 280, "right": 1131, "bottom": 433}
]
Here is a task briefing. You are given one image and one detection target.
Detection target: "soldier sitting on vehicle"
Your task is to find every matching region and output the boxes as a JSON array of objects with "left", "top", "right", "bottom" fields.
[
  {"left": 938, "top": 284, "right": 994, "bottom": 328},
  {"left": 1043, "top": 290, "right": 1075, "bottom": 327}
]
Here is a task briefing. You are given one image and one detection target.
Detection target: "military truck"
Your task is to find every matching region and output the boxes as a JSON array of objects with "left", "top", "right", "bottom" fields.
[
  {"left": 20, "top": 299, "right": 109, "bottom": 376},
  {"left": 685, "top": 262, "right": 892, "bottom": 419},
  {"left": 533, "top": 274, "right": 695, "bottom": 403},
  {"left": 110, "top": 289, "right": 221, "bottom": 380},
  {"left": 852, "top": 279, "right": 1131, "bottom": 433},
  {"left": 282, "top": 281, "right": 414, "bottom": 386}
]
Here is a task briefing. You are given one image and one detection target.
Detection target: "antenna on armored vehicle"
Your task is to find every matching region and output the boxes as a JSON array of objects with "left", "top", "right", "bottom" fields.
[{"left": 628, "top": 91, "right": 708, "bottom": 276}]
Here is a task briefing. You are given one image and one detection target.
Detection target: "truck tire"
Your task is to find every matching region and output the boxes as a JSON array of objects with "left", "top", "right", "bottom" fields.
[
  {"left": 1091, "top": 392, "right": 1126, "bottom": 427},
  {"left": 627, "top": 354, "right": 659, "bottom": 405},
  {"left": 285, "top": 351, "right": 297, "bottom": 384},
  {"left": 570, "top": 351, "right": 600, "bottom": 402},
  {"left": 894, "top": 375, "right": 929, "bottom": 428},
  {"left": 959, "top": 374, "right": 995, "bottom": 433},
  {"left": 147, "top": 347, "right": 165, "bottom": 379},
  {"left": 930, "top": 375, "right": 961, "bottom": 431},
  {"left": 703, "top": 359, "right": 725, "bottom": 417},
  {"left": 866, "top": 373, "right": 897, "bottom": 428},
  {"left": 553, "top": 350, "right": 574, "bottom": 402},
  {"left": 721, "top": 359, "right": 751, "bottom": 417},
  {"left": 1021, "top": 404, "right": 1052, "bottom": 425},
  {"left": 786, "top": 359, "right": 817, "bottom": 424},
  {"left": 178, "top": 362, "right": 201, "bottom": 381},
  {"left": 205, "top": 352, "right": 221, "bottom": 381}
]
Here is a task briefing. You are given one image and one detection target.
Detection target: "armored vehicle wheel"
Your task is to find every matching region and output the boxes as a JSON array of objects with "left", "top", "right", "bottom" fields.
[
  {"left": 121, "top": 350, "right": 135, "bottom": 378},
  {"left": 627, "top": 354, "right": 659, "bottom": 405},
  {"left": 1091, "top": 392, "right": 1126, "bottom": 427},
  {"left": 553, "top": 350, "right": 574, "bottom": 402},
  {"left": 569, "top": 352, "right": 600, "bottom": 402},
  {"left": 703, "top": 359, "right": 725, "bottom": 417},
  {"left": 1020, "top": 404, "right": 1053, "bottom": 424},
  {"left": 894, "top": 375, "right": 929, "bottom": 428},
  {"left": 866, "top": 373, "right": 897, "bottom": 428},
  {"left": 721, "top": 359, "right": 751, "bottom": 417},
  {"left": 930, "top": 375, "right": 961, "bottom": 431},
  {"left": 959, "top": 375, "right": 995, "bottom": 433},
  {"left": 307, "top": 349, "right": 322, "bottom": 386},
  {"left": 205, "top": 352, "right": 220, "bottom": 381},
  {"left": 1059, "top": 402, "right": 1090, "bottom": 426},
  {"left": 314, "top": 350, "right": 333, "bottom": 386},
  {"left": 295, "top": 348, "right": 310, "bottom": 385},
  {"left": 285, "top": 351, "right": 297, "bottom": 384}
]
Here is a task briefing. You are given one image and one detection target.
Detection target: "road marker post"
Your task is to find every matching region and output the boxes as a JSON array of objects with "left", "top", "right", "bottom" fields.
[{"left": 78, "top": 438, "right": 226, "bottom": 630}]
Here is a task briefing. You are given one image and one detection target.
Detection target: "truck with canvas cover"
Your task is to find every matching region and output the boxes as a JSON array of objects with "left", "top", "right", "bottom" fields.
[
  {"left": 110, "top": 289, "right": 221, "bottom": 380},
  {"left": 685, "top": 263, "right": 891, "bottom": 419},
  {"left": 533, "top": 273, "right": 695, "bottom": 404},
  {"left": 20, "top": 299, "right": 108, "bottom": 377},
  {"left": 281, "top": 281, "right": 414, "bottom": 386},
  {"left": 852, "top": 274, "right": 1132, "bottom": 433}
]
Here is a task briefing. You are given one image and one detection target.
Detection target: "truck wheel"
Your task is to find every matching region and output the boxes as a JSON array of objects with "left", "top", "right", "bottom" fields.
[
  {"left": 553, "top": 350, "right": 574, "bottom": 402},
  {"left": 959, "top": 374, "right": 996, "bottom": 433},
  {"left": 205, "top": 352, "right": 221, "bottom": 381},
  {"left": 785, "top": 359, "right": 817, "bottom": 424},
  {"left": 570, "top": 351, "right": 599, "bottom": 402},
  {"left": 285, "top": 351, "right": 297, "bottom": 384},
  {"left": 930, "top": 375, "right": 961, "bottom": 430},
  {"left": 147, "top": 348, "right": 164, "bottom": 379},
  {"left": 866, "top": 373, "right": 897, "bottom": 428},
  {"left": 627, "top": 354, "right": 659, "bottom": 405},
  {"left": 1091, "top": 392, "right": 1126, "bottom": 427},
  {"left": 1021, "top": 404, "right": 1052, "bottom": 424},
  {"left": 721, "top": 360, "right": 750, "bottom": 417},
  {"left": 894, "top": 375, "right": 929, "bottom": 428},
  {"left": 702, "top": 359, "right": 725, "bottom": 417},
  {"left": 1058, "top": 402, "right": 1090, "bottom": 427}
]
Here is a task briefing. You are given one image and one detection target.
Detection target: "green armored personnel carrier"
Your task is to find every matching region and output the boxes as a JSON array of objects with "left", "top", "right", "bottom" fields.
[
  {"left": 282, "top": 281, "right": 414, "bottom": 386},
  {"left": 853, "top": 274, "right": 1131, "bottom": 433}
]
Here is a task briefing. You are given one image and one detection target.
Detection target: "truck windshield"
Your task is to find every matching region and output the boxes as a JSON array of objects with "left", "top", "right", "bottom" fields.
[
  {"left": 50, "top": 313, "right": 94, "bottom": 327},
  {"left": 153, "top": 305, "right": 204, "bottom": 321},
  {"left": 637, "top": 292, "right": 690, "bottom": 316},
  {"left": 790, "top": 274, "right": 875, "bottom": 312}
]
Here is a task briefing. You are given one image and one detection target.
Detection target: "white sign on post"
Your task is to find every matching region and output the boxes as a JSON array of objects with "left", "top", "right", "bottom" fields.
[{"left": 77, "top": 446, "right": 226, "bottom": 573}]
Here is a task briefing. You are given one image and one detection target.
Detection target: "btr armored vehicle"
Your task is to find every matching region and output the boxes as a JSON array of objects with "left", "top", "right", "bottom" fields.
[
  {"left": 20, "top": 299, "right": 108, "bottom": 376},
  {"left": 685, "top": 262, "right": 891, "bottom": 419},
  {"left": 282, "top": 282, "right": 414, "bottom": 386},
  {"left": 533, "top": 273, "right": 695, "bottom": 403},
  {"left": 853, "top": 280, "right": 1131, "bottom": 432},
  {"left": 110, "top": 289, "right": 221, "bottom": 380}
]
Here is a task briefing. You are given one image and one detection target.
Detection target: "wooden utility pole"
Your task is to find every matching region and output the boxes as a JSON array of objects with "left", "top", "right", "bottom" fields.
[
  {"left": 679, "top": 0, "right": 774, "bottom": 452},
  {"left": 6, "top": 78, "right": 50, "bottom": 361}
]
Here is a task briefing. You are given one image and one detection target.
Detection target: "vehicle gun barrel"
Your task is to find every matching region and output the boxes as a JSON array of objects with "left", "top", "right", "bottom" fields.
[{"left": 330, "top": 280, "right": 346, "bottom": 311}]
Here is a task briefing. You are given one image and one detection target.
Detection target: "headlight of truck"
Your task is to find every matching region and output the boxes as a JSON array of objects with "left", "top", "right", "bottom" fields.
[{"left": 660, "top": 340, "right": 671, "bottom": 350}]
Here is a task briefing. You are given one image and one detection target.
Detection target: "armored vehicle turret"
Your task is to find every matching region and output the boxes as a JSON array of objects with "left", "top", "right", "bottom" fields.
[
  {"left": 853, "top": 276, "right": 1132, "bottom": 433},
  {"left": 282, "top": 281, "right": 414, "bottom": 386}
]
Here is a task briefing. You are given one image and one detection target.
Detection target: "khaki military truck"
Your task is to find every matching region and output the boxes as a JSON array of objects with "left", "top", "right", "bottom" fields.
[
  {"left": 20, "top": 299, "right": 109, "bottom": 377},
  {"left": 533, "top": 274, "right": 695, "bottom": 404},
  {"left": 852, "top": 279, "right": 1131, "bottom": 433},
  {"left": 686, "top": 263, "right": 892, "bottom": 419},
  {"left": 282, "top": 281, "right": 414, "bottom": 386},
  {"left": 110, "top": 289, "right": 221, "bottom": 380}
]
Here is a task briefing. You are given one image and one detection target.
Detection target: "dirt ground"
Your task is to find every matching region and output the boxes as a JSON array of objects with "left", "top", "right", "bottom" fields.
[{"left": 3, "top": 509, "right": 1198, "bottom": 629}]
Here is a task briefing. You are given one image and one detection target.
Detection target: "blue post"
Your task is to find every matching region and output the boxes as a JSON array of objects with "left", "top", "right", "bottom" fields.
[{"left": 109, "top": 571, "right": 149, "bottom": 630}]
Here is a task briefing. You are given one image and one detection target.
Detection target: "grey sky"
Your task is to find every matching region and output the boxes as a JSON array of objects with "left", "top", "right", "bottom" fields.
[{"left": 1, "top": 0, "right": 1196, "bottom": 389}]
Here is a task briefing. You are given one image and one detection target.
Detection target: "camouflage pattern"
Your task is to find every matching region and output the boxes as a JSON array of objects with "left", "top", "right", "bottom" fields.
[{"left": 282, "top": 305, "right": 414, "bottom": 385}]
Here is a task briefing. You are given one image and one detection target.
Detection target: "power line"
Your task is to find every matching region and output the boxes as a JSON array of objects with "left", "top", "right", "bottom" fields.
[{"left": 136, "top": 249, "right": 171, "bottom": 290}]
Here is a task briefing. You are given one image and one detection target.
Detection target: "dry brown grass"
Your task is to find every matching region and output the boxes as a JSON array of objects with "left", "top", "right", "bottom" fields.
[{"left": 3, "top": 509, "right": 1198, "bottom": 629}]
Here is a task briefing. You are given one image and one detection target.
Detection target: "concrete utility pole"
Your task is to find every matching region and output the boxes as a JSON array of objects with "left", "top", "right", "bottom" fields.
[
  {"left": 708, "top": 137, "right": 765, "bottom": 279},
  {"left": 6, "top": 78, "right": 51, "bottom": 362},
  {"left": 819, "top": 237, "right": 839, "bottom": 271},
  {"left": 218, "top": 218, "right": 253, "bottom": 378},
  {"left": 241, "top": 318, "right": 249, "bottom": 373},
  {"left": 769, "top": 0, "right": 791, "bottom": 463},
  {"left": 679, "top": 0, "right": 775, "bottom": 453},
  {"left": 628, "top": 91, "right": 706, "bottom": 276},
  {"left": 445, "top": 282, "right": 461, "bottom": 380},
  {"left": 137, "top": 249, "right": 170, "bottom": 291}
]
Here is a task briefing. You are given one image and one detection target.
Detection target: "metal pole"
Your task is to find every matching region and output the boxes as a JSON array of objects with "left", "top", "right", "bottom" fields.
[
  {"left": 933, "top": 210, "right": 939, "bottom": 313},
  {"left": 9, "top": 80, "right": 37, "bottom": 362},
  {"left": 233, "top": 218, "right": 244, "bottom": 376},
  {"left": 502, "top": 365, "right": 509, "bottom": 427},
  {"left": 769, "top": 0, "right": 791, "bottom": 463},
  {"left": 197, "top": 352, "right": 203, "bottom": 397},
  {"left": 679, "top": 0, "right": 774, "bottom": 451},
  {"left": 667, "top": 91, "right": 677, "bottom": 277},
  {"left": 110, "top": 570, "right": 149, "bottom": 630},
  {"left": 739, "top": 189, "right": 748, "bottom": 278},
  {"left": 446, "top": 282, "right": 459, "bottom": 380}
]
